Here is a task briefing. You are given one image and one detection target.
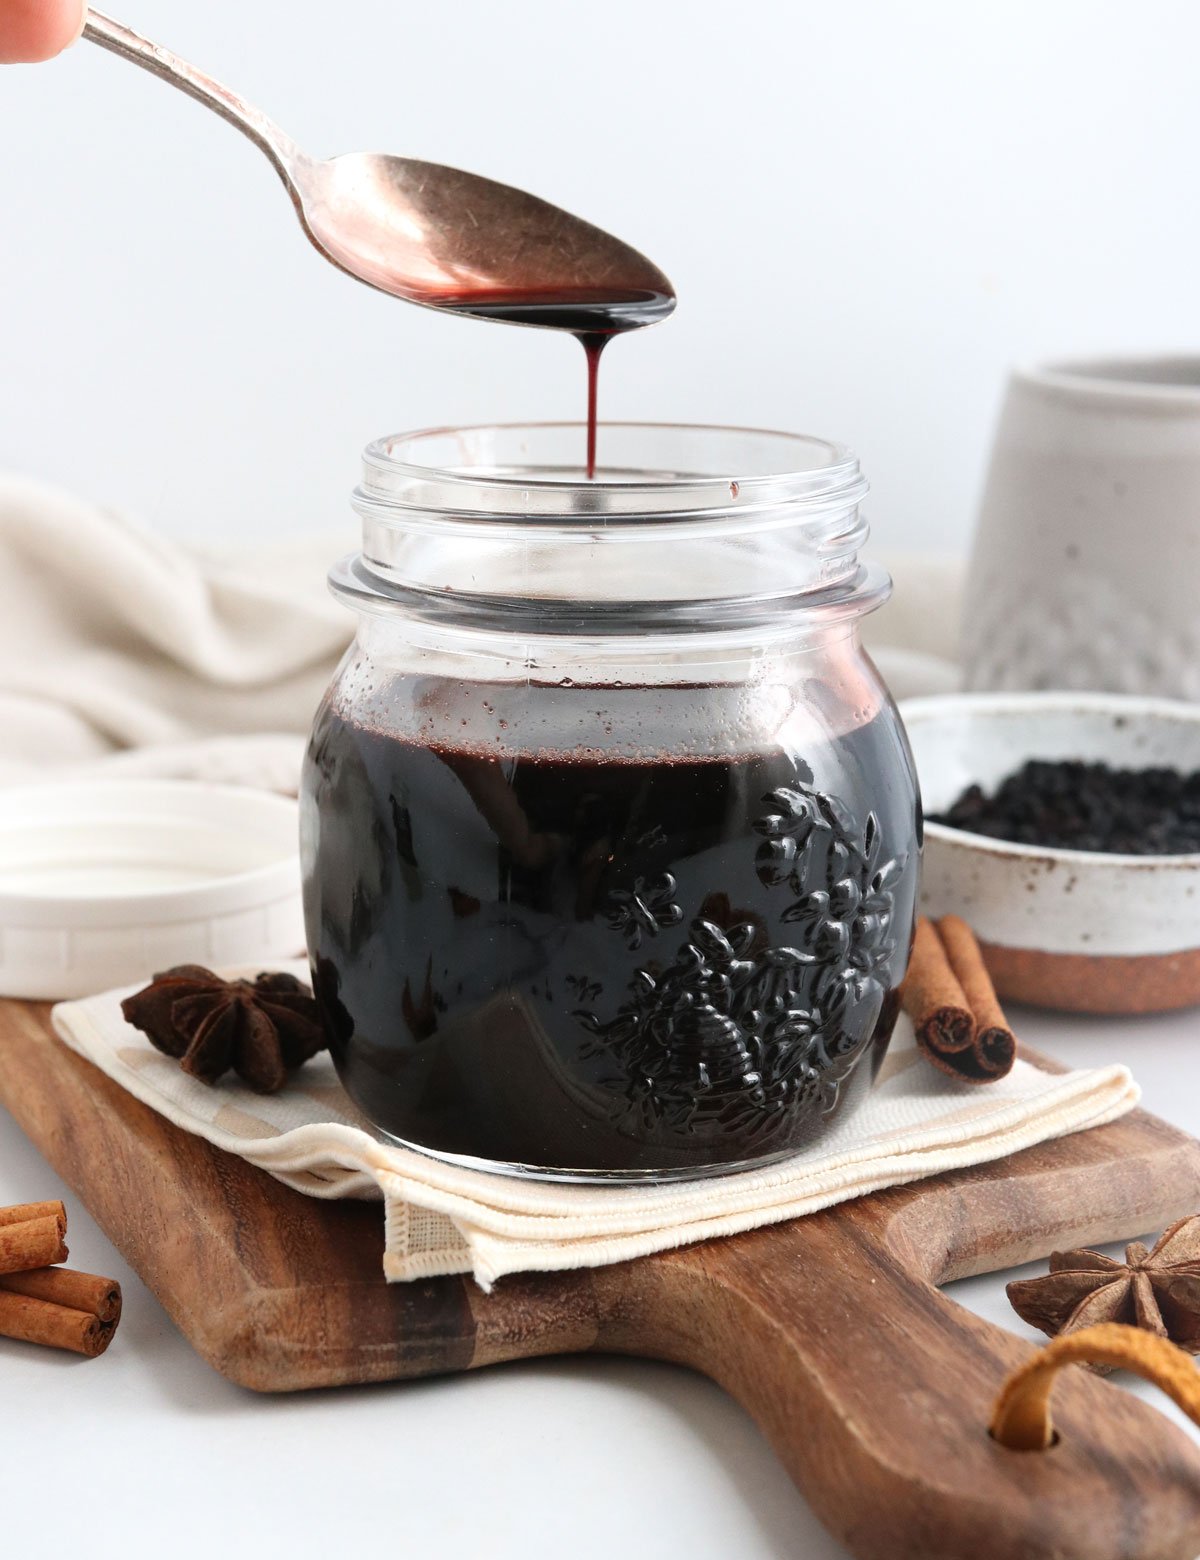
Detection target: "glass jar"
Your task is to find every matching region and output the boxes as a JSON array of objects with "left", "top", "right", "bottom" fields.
[{"left": 301, "top": 423, "right": 921, "bottom": 1180}]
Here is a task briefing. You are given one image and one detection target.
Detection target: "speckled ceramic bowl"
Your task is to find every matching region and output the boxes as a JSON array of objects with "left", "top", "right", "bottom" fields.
[{"left": 901, "top": 692, "right": 1200, "bottom": 1014}]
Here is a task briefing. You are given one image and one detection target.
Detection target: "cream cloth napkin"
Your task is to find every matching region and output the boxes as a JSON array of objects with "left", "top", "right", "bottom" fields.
[
  {"left": 0, "top": 474, "right": 961, "bottom": 790},
  {"left": 52, "top": 964, "right": 1138, "bottom": 1291},
  {"left": 0, "top": 475, "right": 345, "bottom": 788}
]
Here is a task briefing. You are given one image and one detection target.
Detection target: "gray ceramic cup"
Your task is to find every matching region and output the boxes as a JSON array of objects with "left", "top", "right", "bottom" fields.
[{"left": 963, "top": 356, "right": 1200, "bottom": 699}]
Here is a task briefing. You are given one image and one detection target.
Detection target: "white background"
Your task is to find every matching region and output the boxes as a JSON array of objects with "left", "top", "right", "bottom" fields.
[{"left": 3, "top": 0, "right": 1200, "bottom": 549}]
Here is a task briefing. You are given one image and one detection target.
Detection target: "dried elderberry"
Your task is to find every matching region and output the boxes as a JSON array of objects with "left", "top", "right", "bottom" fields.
[{"left": 929, "top": 759, "right": 1200, "bottom": 855}]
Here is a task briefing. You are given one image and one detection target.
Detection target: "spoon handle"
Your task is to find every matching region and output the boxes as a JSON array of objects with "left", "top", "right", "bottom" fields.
[{"left": 82, "top": 9, "right": 301, "bottom": 179}]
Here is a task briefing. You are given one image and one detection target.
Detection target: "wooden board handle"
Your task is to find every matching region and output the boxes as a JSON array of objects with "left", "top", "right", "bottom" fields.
[
  {"left": 470, "top": 1115, "right": 1200, "bottom": 1560},
  {"left": 626, "top": 1219, "right": 1200, "bottom": 1560}
]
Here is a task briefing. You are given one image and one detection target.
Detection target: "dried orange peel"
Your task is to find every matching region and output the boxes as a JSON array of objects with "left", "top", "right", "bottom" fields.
[{"left": 991, "top": 1322, "right": 1200, "bottom": 1451}]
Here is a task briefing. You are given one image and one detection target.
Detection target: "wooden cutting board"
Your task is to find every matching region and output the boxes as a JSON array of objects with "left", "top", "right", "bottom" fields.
[{"left": 3, "top": 998, "right": 1200, "bottom": 1560}]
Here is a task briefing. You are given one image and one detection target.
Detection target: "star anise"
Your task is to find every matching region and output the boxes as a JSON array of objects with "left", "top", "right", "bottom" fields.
[
  {"left": 121, "top": 965, "right": 326, "bottom": 1094},
  {"left": 1007, "top": 1216, "right": 1200, "bottom": 1371}
]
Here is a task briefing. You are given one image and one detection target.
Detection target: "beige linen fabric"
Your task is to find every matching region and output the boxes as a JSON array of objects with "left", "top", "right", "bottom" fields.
[
  {"left": 0, "top": 474, "right": 346, "bottom": 787},
  {"left": 53, "top": 964, "right": 1138, "bottom": 1291}
]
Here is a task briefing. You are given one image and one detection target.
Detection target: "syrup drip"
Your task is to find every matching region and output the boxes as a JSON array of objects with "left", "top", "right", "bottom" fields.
[{"left": 439, "top": 285, "right": 673, "bottom": 477}]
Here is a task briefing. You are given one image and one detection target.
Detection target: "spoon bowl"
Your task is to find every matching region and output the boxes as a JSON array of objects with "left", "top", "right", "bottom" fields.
[
  {"left": 296, "top": 152, "right": 675, "bottom": 322},
  {"left": 82, "top": 10, "right": 674, "bottom": 327}
]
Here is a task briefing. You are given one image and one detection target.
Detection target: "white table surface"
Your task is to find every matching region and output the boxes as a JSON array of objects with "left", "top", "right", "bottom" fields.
[{"left": 1, "top": 1002, "right": 1197, "bottom": 1560}]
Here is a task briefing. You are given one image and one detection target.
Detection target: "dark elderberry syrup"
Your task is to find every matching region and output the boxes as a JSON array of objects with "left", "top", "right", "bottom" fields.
[
  {"left": 439, "top": 286, "right": 674, "bottom": 478},
  {"left": 302, "top": 682, "right": 920, "bottom": 1177}
]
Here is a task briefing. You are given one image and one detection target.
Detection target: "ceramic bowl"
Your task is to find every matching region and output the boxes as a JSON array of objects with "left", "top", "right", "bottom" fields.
[
  {"left": 901, "top": 691, "right": 1200, "bottom": 1014},
  {"left": 0, "top": 780, "right": 303, "bottom": 1000}
]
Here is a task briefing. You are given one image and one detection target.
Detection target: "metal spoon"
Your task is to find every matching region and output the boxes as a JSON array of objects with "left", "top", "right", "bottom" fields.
[{"left": 82, "top": 9, "right": 675, "bottom": 330}]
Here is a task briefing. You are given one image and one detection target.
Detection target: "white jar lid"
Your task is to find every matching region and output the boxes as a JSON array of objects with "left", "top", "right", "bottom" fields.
[{"left": 0, "top": 780, "right": 304, "bottom": 999}]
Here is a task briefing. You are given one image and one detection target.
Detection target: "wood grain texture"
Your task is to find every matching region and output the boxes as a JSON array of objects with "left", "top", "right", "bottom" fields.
[{"left": 3, "top": 999, "right": 1200, "bottom": 1560}]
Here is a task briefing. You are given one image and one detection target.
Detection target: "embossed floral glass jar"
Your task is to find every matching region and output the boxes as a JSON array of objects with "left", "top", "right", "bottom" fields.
[{"left": 301, "top": 423, "right": 921, "bottom": 1180}]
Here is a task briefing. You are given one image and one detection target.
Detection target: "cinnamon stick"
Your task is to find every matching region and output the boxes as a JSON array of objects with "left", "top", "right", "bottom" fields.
[
  {"left": 0, "top": 1289, "right": 116, "bottom": 1357},
  {"left": 938, "top": 914, "right": 1016, "bottom": 1080},
  {"left": 0, "top": 1205, "right": 122, "bottom": 1358},
  {"left": 900, "top": 917, "right": 976, "bottom": 1076},
  {"left": 0, "top": 1211, "right": 67, "bottom": 1275},
  {"left": 0, "top": 1200, "right": 65, "bottom": 1229},
  {"left": 0, "top": 1266, "right": 121, "bottom": 1325}
]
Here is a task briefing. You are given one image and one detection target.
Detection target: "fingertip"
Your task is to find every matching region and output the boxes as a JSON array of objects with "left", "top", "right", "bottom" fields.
[
  {"left": 63, "top": 0, "right": 88, "bottom": 50},
  {"left": 0, "top": 0, "right": 87, "bottom": 64}
]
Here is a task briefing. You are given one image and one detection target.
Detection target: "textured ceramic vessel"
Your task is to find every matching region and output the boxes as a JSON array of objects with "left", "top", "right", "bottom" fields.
[
  {"left": 962, "top": 357, "right": 1200, "bottom": 699},
  {"left": 904, "top": 692, "right": 1200, "bottom": 1015}
]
